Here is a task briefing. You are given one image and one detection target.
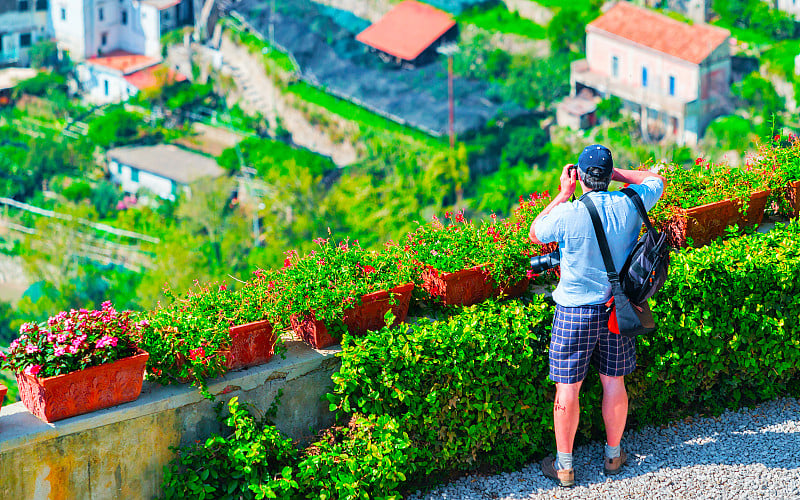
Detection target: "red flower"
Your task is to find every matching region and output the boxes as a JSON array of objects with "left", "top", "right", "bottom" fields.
[
  {"left": 189, "top": 348, "right": 205, "bottom": 361},
  {"left": 219, "top": 285, "right": 227, "bottom": 291},
  {"left": 773, "top": 134, "right": 781, "bottom": 142},
  {"left": 362, "top": 265, "right": 376, "bottom": 274},
  {"left": 695, "top": 157, "right": 703, "bottom": 165}
]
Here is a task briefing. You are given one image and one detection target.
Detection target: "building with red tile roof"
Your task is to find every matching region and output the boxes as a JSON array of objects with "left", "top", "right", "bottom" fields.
[
  {"left": 356, "top": 0, "right": 457, "bottom": 64},
  {"left": 567, "top": 1, "right": 732, "bottom": 145},
  {"left": 86, "top": 50, "right": 162, "bottom": 75},
  {"left": 79, "top": 49, "right": 187, "bottom": 103}
]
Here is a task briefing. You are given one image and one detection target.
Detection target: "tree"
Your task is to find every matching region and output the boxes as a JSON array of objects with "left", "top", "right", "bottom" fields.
[
  {"left": 87, "top": 106, "right": 144, "bottom": 148},
  {"left": 596, "top": 96, "right": 622, "bottom": 122},
  {"left": 28, "top": 40, "right": 60, "bottom": 69},
  {"left": 733, "top": 72, "right": 785, "bottom": 138}
]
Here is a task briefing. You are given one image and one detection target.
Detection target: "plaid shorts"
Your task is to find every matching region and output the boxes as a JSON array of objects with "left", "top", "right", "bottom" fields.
[{"left": 549, "top": 304, "right": 637, "bottom": 384}]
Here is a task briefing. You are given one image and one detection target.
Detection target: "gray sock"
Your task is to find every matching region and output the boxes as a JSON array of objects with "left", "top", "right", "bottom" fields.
[
  {"left": 555, "top": 451, "right": 573, "bottom": 470},
  {"left": 605, "top": 443, "right": 620, "bottom": 459}
]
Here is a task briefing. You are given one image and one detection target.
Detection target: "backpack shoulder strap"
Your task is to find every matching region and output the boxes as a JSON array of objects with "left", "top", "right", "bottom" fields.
[
  {"left": 621, "top": 187, "right": 655, "bottom": 232},
  {"left": 580, "top": 195, "right": 620, "bottom": 285}
]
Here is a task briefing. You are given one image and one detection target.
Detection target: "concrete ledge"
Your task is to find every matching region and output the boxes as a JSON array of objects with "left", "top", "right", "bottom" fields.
[{"left": 0, "top": 338, "right": 342, "bottom": 499}]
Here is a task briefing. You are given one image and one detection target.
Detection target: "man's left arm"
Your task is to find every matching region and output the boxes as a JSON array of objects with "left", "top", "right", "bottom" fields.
[{"left": 529, "top": 164, "right": 576, "bottom": 245}]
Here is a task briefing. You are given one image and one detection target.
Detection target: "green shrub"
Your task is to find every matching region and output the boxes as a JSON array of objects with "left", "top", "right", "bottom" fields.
[
  {"left": 62, "top": 181, "right": 92, "bottom": 201},
  {"left": 297, "top": 415, "right": 415, "bottom": 500},
  {"left": 640, "top": 219, "right": 800, "bottom": 414},
  {"left": 328, "top": 297, "right": 556, "bottom": 475},
  {"left": 161, "top": 397, "right": 299, "bottom": 500}
]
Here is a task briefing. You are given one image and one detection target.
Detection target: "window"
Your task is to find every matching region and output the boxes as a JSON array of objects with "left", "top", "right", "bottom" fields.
[
  {"left": 642, "top": 66, "right": 648, "bottom": 88},
  {"left": 35, "top": 0, "right": 46, "bottom": 10},
  {"left": 60, "top": 7, "right": 66, "bottom": 20},
  {"left": 18, "top": 0, "right": 29, "bottom": 11},
  {"left": 103, "top": 80, "right": 109, "bottom": 96},
  {"left": 20, "top": 33, "right": 32, "bottom": 47},
  {"left": 612, "top": 56, "right": 619, "bottom": 78},
  {"left": 122, "top": 10, "right": 128, "bottom": 25},
  {"left": 98, "top": 7, "right": 104, "bottom": 21},
  {"left": 131, "top": 169, "right": 139, "bottom": 182},
  {"left": 668, "top": 75, "right": 675, "bottom": 96},
  {"left": 101, "top": 32, "right": 107, "bottom": 46}
]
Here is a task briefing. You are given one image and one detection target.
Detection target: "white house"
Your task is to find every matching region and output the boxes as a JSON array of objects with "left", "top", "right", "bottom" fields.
[
  {"left": 568, "top": 2, "right": 731, "bottom": 145},
  {"left": 76, "top": 49, "right": 185, "bottom": 103},
  {"left": 49, "top": 0, "right": 195, "bottom": 61},
  {"left": 776, "top": 0, "right": 800, "bottom": 18},
  {"left": 0, "top": 0, "right": 49, "bottom": 66},
  {"left": 107, "top": 144, "right": 225, "bottom": 201}
]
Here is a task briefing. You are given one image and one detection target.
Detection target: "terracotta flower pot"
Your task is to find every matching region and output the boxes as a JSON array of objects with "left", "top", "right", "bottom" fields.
[
  {"left": 225, "top": 320, "right": 277, "bottom": 370},
  {"left": 664, "top": 189, "right": 771, "bottom": 248},
  {"left": 421, "top": 265, "right": 494, "bottom": 306},
  {"left": 0, "top": 384, "right": 6, "bottom": 412},
  {"left": 292, "top": 283, "right": 415, "bottom": 349},
  {"left": 16, "top": 349, "right": 149, "bottom": 423}
]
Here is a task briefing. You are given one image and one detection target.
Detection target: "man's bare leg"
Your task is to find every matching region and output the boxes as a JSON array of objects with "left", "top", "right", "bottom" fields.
[
  {"left": 599, "top": 374, "right": 627, "bottom": 447},
  {"left": 554, "top": 381, "right": 583, "bottom": 455}
]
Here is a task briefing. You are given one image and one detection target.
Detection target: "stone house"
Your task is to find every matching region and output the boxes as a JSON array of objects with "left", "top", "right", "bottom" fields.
[{"left": 569, "top": 1, "right": 731, "bottom": 145}]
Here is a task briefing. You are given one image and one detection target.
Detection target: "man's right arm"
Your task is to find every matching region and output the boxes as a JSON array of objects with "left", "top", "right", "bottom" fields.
[
  {"left": 611, "top": 168, "right": 666, "bottom": 186},
  {"left": 612, "top": 167, "right": 666, "bottom": 211}
]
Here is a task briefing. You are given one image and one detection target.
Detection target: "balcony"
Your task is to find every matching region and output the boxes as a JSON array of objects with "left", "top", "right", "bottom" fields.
[{"left": 570, "top": 59, "right": 694, "bottom": 117}]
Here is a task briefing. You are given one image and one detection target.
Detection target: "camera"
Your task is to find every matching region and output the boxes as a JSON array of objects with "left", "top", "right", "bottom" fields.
[{"left": 529, "top": 250, "right": 561, "bottom": 274}]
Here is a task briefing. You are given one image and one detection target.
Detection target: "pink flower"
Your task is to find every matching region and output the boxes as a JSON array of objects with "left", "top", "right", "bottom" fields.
[
  {"left": 56, "top": 333, "right": 69, "bottom": 343},
  {"left": 96, "top": 335, "right": 119, "bottom": 349},
  {"left": 24, "top": 364, "right": 42, "bottom": 377},
  {"left": 54, "top": 346, "right": 68, "bottom": 357},
  {"left": 25, "top": 344, "right": 40, "bottom": 354},
  {"left": 189, "top": 348, "right": 205, "bottom": 361},
  {"left": 0, "top": 351, "right": 6, "bottom": 360},
  {"left": 526, "top": 270, "right": 538, "bottom": 279}
]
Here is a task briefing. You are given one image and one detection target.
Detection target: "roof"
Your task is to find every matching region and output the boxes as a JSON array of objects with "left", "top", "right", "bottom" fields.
[
  {"left": 558, "top": 96, "right": 597, "bottom": 116},
  {"left": 356, "top": 0, "right": 456, "bottom": 61},
  {"left": 141, "top": 0, "right": 182, "bottom": 10},
  {"left": 124, "top": 65, "right": 187, "bottom": 90},
  {"left": 0, "top": 67, "right": 38, "bottom": 90},
  {"left": 587, "top": 2, "right": 730, "bottom": 64},
  {"left": 107, "top": 144, "right": 226, "bottom": 185},
  {"left": 86, "top": 50, "right": 161, "bottom": 75}
]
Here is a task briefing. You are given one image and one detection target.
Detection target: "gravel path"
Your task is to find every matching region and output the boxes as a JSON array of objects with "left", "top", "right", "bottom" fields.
[{"left": 409, "top": 398, "right": 800, "bottom": 499}]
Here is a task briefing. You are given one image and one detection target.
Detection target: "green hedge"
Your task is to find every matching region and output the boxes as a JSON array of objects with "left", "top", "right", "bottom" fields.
[
  {"left": 639, "top": 219, "right": 800, "bottom": 413},
  {"left": 330, "top": 297, "right": 556, "bottom": 475},
  {"left": 328, "top": 219, "right": 800, "bottom": 479}
]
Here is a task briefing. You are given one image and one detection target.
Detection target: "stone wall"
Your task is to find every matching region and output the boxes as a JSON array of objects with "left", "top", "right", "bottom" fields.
[{"left": 0, "top": 340, "right": 341, "bottom": 500}]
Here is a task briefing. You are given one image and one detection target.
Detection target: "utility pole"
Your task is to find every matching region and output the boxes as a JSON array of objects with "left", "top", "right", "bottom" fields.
[
  {"left": 269, "top": 0, "right": 277, "bottom": 132},
  {"left": 437, "top": 43, "right": 459, "bottom": 149}
]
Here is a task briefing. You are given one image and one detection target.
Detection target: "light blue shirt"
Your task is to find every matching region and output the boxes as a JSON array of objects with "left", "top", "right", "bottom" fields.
[{"left": 534, "top": 177, "right": 664, "bottom": 307}]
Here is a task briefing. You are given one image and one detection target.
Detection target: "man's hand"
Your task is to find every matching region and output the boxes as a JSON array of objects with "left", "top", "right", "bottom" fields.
[
  {"left": 559, "top": 163, "right": 578, "bottom": 199},
  {"left": 529, "top": 164, "right": 577, "bottom": 245}
]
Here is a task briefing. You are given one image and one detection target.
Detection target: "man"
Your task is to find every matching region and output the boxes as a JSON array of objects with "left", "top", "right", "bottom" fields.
[{"left": 529, "top": 144, "right": 665, "bottom": 487}]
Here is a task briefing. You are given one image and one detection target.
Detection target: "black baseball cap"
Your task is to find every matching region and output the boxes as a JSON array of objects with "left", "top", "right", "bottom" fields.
[{"left": 577, "top": 144, "right": 613, "bottom": 177}]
